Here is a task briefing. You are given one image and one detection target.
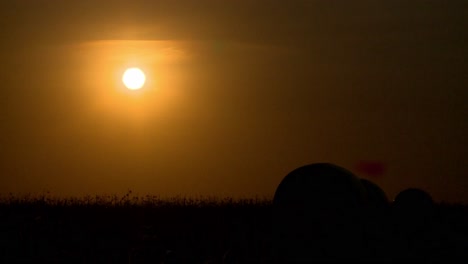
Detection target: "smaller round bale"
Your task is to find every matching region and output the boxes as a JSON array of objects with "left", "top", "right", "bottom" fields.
[{"left": 393, "top": 188, "right": 435, "bottom": 230}]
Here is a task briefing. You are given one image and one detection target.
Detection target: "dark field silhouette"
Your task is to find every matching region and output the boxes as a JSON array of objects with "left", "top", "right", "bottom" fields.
[
  {"left": 1, "top": 164, "right": 467, "bottom": 263},
  {"left": 0, "top": 194, "right": 273, "bottom": 263}
]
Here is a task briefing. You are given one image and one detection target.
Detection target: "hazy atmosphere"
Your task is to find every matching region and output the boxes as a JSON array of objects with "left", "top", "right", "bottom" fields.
[{"left": 1, "top": 0, "right": 466, "bottom": 202}]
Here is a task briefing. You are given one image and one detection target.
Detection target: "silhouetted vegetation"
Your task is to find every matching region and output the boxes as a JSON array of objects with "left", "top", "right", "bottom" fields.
[
  {"left": 0, "top": 192, "right": 273, "bottom": 263},
  {"left": 0, "top": 191, "right": 467, "bottom": 263},
  {"left": 0, "top": 163, "right": 468, "bottom": 263}
]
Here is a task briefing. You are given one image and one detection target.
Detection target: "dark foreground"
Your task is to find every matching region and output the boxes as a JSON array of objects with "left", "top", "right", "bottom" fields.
[{"left": 0, "top": 194, "right": 467, "bottom": 263}]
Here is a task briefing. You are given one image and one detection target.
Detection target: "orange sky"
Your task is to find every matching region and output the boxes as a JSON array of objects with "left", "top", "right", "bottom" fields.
[{"left": 0, "top": 0, "right": 467, "bottom": 202}]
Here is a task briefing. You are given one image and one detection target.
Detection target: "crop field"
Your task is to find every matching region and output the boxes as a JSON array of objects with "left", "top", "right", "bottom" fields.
[
  {"left": 0, "top": 193, "right": 273, "bottom": 263},
  {"left": 0, "top": 192, "right": 467, "bottom": 263}
]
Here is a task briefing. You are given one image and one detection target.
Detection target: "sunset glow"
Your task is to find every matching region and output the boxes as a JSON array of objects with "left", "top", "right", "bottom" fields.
[{"left": 0, "top": 1, "right": 466, "bottom": 203}]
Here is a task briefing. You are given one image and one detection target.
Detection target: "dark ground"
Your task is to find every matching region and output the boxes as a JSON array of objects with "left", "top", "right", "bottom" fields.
[{"left": 0, "top": 193, "right": 467, "bottom": 263}]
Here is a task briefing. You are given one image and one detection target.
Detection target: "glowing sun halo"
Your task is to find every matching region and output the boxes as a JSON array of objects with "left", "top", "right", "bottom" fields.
[{"left": 122, "top": 68, "right": 146, "bottom": 90}]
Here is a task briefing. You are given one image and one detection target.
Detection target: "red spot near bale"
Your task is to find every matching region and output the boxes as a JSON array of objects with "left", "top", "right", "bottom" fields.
[{"left": 355, "top": 161, "right": 386, "bottom": 178}]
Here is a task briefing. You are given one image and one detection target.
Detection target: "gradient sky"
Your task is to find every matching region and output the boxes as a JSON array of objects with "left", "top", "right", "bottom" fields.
[{"left": 0, "top": 0, "right": 467, "bottom": 202}]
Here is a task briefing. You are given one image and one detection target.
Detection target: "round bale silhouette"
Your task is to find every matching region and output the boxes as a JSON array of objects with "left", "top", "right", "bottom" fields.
[
  {"left": 360, "top": 178, "right": 389, "bottom": 212},
  {"left": 393, "top": 188, "right": 435, "bottom": 232},
  {"left": 391, "top": 188, "right": 436, "bottom": 260},
  {"left": 271, "top": 163, "right": 368, "bottom": 262},
  {"left": 360, "top": 178, "right": 391, "bottom": 261}
]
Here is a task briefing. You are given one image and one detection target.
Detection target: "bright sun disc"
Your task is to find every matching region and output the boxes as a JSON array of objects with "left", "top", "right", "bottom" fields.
[{"left": 122, "top": 68, "right": 146, "bottom": 90}]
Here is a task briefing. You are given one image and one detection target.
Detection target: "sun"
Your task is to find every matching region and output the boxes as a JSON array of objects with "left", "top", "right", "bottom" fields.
[{"left": 122, "top": 68, "right": 146, "bottom": 90}]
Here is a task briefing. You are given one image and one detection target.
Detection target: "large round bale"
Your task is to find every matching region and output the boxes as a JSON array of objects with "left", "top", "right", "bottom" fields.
[
  {"left": 360, "top": 178, "right": 391, "bottom": 261},
  {"left": 360, "top": 178, "right": 389, "bottom": 211},
  {"left": 273, "top": 163, "right": 367, "bottom": 209},
  {"left": 271, "top": 163, "right": 368, "bottom": 262}
]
